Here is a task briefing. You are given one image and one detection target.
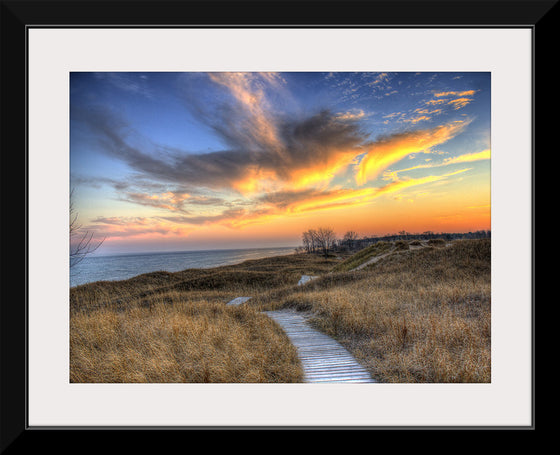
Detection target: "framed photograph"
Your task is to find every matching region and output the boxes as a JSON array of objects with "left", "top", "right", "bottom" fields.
[{"left": 1, "top": 0, "right": 547, "bottom": 445}]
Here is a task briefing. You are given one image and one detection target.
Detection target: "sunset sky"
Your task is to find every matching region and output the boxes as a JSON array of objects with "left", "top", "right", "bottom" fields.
[{"left": 70, "top": 72, "right": 490, "bottom": 255}]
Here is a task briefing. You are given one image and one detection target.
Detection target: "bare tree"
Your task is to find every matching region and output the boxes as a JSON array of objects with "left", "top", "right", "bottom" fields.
[
  {"left": 315, "top": 227, "right": 337, "bottom": 258},
  {"left": 302, "top": 230, "right": 312, "bottom": 253},
  {"left": 342, "top": 230, "right": 358, "bottom": 250},
  {"left": 70, "top": 189, "right": 104, "bottom": 268},
  {"left": 301, "top": 227, "right": 338, "bottom": 257},
  {"left": 302, "top": 229, "right": 319, "bottom": 253},
  {"left": 309, "top": 229, "right": 318, "bottom": 253}
]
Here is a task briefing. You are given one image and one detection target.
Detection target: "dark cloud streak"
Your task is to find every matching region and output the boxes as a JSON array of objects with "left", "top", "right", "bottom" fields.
[{"left": 72, "top": 102, "right": 370, "bottom": 193}]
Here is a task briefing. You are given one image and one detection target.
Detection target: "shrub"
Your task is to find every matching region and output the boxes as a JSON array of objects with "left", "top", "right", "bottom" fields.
[{"left": 395, "top": 240, "right": 410, "bottom": 250}]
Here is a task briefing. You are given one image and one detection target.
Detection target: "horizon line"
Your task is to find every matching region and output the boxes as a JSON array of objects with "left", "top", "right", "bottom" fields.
[{"left": 87, "top": 229, "right": 491, "bottom": 258}]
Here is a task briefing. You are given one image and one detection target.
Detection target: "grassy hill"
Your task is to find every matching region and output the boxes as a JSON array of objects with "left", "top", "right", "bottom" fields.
[
  {"left": 70, "top": 238, "right": 490, "bottom": 383},
  {"left": 331, "top": 241, "right": 395, "bottom": 272}
]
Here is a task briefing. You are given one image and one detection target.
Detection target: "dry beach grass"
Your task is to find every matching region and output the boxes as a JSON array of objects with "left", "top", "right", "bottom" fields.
[
  {"left": 70, "top": 238, "right": 491, "bottom": 383},
  {"left": 284, "top": 240, "right": 491, "bottom": 382},
  {"left": 70, "top": 299, "right": 303, "bottom": 383}
]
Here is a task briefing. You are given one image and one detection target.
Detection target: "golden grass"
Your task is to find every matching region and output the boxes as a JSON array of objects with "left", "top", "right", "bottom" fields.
[
  {"left": 269, "top": 239, "right": 491, "bottom": 383},
  {"left": 70, "top": 253, "right": 337, "bottom": 313},
  {"left": 70, "top": 239, "right": 491, "bottom": 383},
  {"left": 71, "top": 296, "right": 302, "bottom": 383},
  {"left": 331, "top": 241, "right": 393, "bottom": 272}
]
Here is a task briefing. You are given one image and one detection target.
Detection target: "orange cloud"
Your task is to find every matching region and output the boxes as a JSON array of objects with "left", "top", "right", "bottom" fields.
[
  {"left": 355, "top": 121, "right": 468, "bottom": 185},
  {"left": 207, "top": 72, "right": 283, "bottom": 150},
  {"left": 447, "top": 97, "right": 473, "bottom": 110},
  {"left": 381, "top": 148, "right": 490, "bottom": 180},
  {"left": 443, "top": 149, "right": 491, "bottom": 164},
  {"left": 232, "top": 167, "right": 280, "bottom": 194},
  {"left": 257, "top": 169, "right": 471, "bottom": 220},
  {"left": 229, "top": 145, "right": 361, "bottom": 195},
  {"left": 427, "top": 90, "right": 476, "bottom": 111},
  {"left": 434, "top": 90, "right": 477, "bottom": 97},
  {"left": 336, "top": 109, "right": 366, "bottom": 120},
  {"left": 86, "top": 166, "right": 478, "bottom": 244},
  {"left": 288, "top": 187, "right": 378, "bottom": 214},
  {"left": 290, "top": 151, "right": 359, "bottom": 189},
  {"left": 414, "top": 108, "right": 442, "bottom": 115},
  {"left": 374, "top": 168, "right": 471, "bottom": 197},
  {"left": 426, "top": 99, "right": 446, "bottom": 105},
  {"left": 404, "top": 115, "right": 431, "bottom": 124}
]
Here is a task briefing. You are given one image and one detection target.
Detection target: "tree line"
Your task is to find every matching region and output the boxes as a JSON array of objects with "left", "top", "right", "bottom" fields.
[{"left": 298, "top": 227, "right": 491, "bottom": 257}]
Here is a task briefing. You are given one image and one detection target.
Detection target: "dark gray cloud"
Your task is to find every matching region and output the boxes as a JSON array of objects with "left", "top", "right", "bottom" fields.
[
  {"left": 70, "top": 72, "right": 376, "bottom": 229},
  {"left": 274, "top": 110, "right": 367, "bottom": 176},
  {"left": 72, "top": 103, "right": 369, "bottom": 193}
]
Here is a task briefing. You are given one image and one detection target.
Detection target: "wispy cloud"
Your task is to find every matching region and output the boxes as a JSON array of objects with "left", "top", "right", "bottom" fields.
[
  {"left": 382, "top": 148, "right": 490, "bottom": 180},
  {"left": 403, "top": 115, "right": 432, "bottom": 124},
  {"left": 74, "top": 95, "right": 368, "bottom": 196},
  {"left": 367, "top": 73, "right": 389, "bottom": 86},
  {"left": 117, "top": 191, "right": 191, "bottom": 213},
  {"left": 442, "top": 149, "right": 490, "bottom": 164},
  {"left": 83, "top": 161, "right": 475, "bottom": 239},
  {"left": 430, "top": 89, "right": 478, "bottom": 110},
  {"left": 336, "top": 109, "right": 366, "bottom": 120},
  {"left": 84, "top": 216, "right": 193, "bottom": 239},
  {"left": 447, "top": 97, "right": 474, "bottom": 110},
  {"left": 71, "top": 72, "right": 488, "bottom": 238},
  {"left": 434, "top": 90, "right": 477, "bottom": 97},
  {"left": 94, "top": 73, "right": 154, "bottom": 98},
  {"left": 355, "top": 120, "right": 470, "bottom": 185},
  {"left": 374, "top": 168, "right": 471, "bottom": 197}
]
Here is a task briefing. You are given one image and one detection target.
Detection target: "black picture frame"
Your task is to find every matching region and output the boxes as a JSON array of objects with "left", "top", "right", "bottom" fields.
[{"left": 1, "top": 0, "right": 548, "bottom": 448}]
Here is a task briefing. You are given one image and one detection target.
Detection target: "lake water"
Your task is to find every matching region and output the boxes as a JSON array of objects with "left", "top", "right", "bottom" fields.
[{"left": 70, "top": 246, "right": 296, "bottom": 288}]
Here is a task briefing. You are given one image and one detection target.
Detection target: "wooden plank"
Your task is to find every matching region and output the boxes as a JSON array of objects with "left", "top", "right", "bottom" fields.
[
  {"left": 297, "top": 275, "right": 318, "bottom": 286},
  {"left": 226, "top": 296, "right": 252, "bottom": 306},
  {"left": 265, "top": 309, "right": 376, "bottom": 384}
]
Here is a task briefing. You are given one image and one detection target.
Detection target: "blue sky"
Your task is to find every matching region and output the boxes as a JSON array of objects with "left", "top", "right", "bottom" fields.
[{"left": 70, "top": 72, "right": 491, "bottom": 254}]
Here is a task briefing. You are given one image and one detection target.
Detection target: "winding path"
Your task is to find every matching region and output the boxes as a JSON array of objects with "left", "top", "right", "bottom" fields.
[
  {"left": 349, "top": 247, "right": 396, "bottom": 272},
  {"left": 226, "top": 245, "right": 449, "bottom": 382},
  {"left": 265, "top": 309, "right": 375, "bottom": 383},
  {"left": 226, "top": 274, "right": 375, "bottom": 383}
]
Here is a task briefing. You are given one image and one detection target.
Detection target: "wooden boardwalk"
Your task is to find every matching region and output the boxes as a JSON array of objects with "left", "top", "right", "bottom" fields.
[
  {"left": 226, "top": 296, "right": 252, "bottom": 306},
  {"left": 297, "top": 275, "right": 318, "bottom": 286},
  {"left": 265, "top": 309, "right": 376, "bottom": 383}
]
